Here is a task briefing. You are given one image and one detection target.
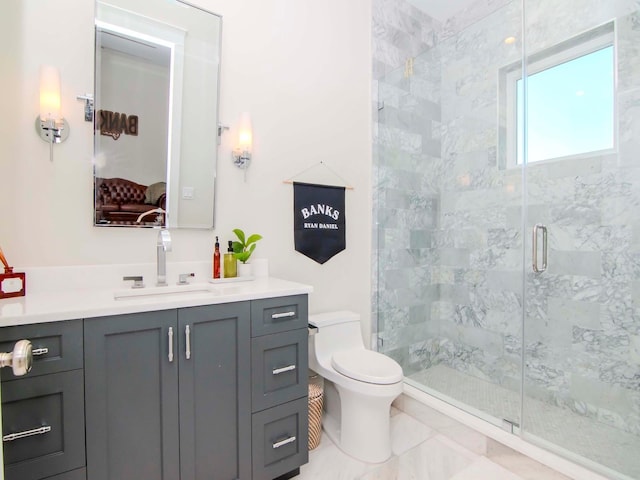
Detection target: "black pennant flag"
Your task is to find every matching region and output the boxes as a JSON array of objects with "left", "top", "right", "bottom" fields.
[{"left": 293, "top": 182, "right": 346, "bottom": 264}]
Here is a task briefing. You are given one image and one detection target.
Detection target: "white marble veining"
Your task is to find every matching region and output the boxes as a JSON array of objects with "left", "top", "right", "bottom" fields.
[
  {"left": 373, "top": 2, "right": 640, "bottom": 477},
  {"left": 449, "top": 457, "right": 525, "bottom": 480},
  {"left": 390, "top": 412, "right": 434, "bottom": 456},
  {"left": 298, "top": 403, "right": 571, "bottom": 480},
  {"left": 0, "top": 263, "right": 312, "bottom": 327}
]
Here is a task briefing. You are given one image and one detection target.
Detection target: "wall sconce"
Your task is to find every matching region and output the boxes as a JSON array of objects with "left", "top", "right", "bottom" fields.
[
  {"left": 35, "top": 66, "right": 69, "bottom": 161},
  {"left": 232, "top": 112, "right": 252, "bottom": 170}
]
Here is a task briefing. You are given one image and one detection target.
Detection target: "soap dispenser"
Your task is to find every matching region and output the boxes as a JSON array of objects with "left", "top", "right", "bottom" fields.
[
  {"left": 223, "top": 240, "right": 237, "bottom": 278},
  {"left": 213, "top": 236, "right": 221, "bottom": 279}
]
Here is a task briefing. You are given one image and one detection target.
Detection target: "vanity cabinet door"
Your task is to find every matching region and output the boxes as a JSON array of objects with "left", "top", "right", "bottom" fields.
[
  {"left": 177, "top": 302, "right": 251, "bottom": 480},
  {"left": 251, "top": 328, "right": 309, "bottom": 413},
  {"left": 251, "top": 397, "right": 309, "bottom": 480},
  {"left": 84, "top": 310, "right": 179, "bottom": 480},
  {"left": 250, "top": 295, "right": 308, "bottom": 337},
  {"left": 1, "top": 370, "right": 85, "bottom": 480},
  {"left": 0, "top": 319, "right": 83, "bottom": 381}
]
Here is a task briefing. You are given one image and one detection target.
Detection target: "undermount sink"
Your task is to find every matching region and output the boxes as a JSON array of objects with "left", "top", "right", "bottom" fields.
[{"left": 114, "top": 283, "right": 218, "bottom": 300}]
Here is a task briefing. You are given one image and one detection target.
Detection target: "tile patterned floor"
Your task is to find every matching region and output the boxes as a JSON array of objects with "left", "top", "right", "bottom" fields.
[
  {"left": 409, "top": 365, "right": 640, "bottom": 479},
  {"left": 298, "top": 408, "right": 570, "bottom": 480}
]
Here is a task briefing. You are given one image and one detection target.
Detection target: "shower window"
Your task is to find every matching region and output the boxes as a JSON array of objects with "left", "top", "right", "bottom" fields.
[{"left": 500, "top": 23, "right": 615, "bottom": 167}]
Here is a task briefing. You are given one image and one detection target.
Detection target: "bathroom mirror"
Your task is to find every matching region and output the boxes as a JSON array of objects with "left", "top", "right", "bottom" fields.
[{"left": 93, "top": 0, "right": 221, "bottom": 229}]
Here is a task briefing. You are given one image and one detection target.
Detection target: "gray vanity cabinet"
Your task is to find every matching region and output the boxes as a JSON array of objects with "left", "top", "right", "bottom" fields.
[
  {"left": 84, "top": 303, "right": 251, "bottom": 480},
  {"left": 0, "top": 319, "right": 86, "bottom": 480},
  {"left": 177, "top": 304, "right": 251, "bottom": 480},
  {"left": 250, "top": 296, "right": 309, "bottom": 480},
  {"left": 2, "top": 292, "right": 309, "bottom": 480},
  {"left": 84, "top": 309, "right": 179, "bottom": 480}
]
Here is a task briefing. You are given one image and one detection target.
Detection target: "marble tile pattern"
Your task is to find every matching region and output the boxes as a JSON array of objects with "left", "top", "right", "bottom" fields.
[
  {"left": 297, "top": 406, "right": 569, "bottom": 480},
  {"left": 409, "top": 365, "right": 640, "bottom": 479},
  {"left": 372, "top": 0, "right": 640, "bottom": 459}
]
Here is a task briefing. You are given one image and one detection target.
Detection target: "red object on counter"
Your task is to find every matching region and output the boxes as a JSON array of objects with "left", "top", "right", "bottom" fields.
[{"left": 0, "top": 271, "right": 26, "bottom": 299}]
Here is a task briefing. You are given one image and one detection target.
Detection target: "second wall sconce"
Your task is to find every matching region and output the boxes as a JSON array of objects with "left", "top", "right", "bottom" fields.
[
  {"left": 36, "top": 65, "right": 69, "bottom": 161},
  {"left": 232, "top": 112, "right": 252, "bottom": 170}
]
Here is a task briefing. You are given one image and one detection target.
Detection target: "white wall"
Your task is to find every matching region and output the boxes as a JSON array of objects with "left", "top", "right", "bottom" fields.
[{"left": 0, "top": 0, "right": 373, "bottom": 338}]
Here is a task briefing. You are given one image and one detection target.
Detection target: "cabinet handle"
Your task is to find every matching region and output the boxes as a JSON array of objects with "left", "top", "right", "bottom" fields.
[
  {"left": 3, "top": 425, "right": 51, "bottom": 442},
  {"left": 272, "top": 435, "right": 296, "bottom": 449},
  {"left": 32, "top": 347, "right": 49, "bottom": 356},
  {"left": 185, "top": 325, "right": 191, "bottom": 360},
  {"left": 272, "top": 364, "right": 296, "bottom": 375},
  {"left": 271, "top": 311, "right": 296, "bottom": 320},
  {"left": 168, "top": 327, "right": 174, "bottom": 363}
]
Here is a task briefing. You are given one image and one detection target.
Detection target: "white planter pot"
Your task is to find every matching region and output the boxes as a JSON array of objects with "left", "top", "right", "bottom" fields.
[{"left": 237, "top": 262, "right": 252, "bottom": 277}]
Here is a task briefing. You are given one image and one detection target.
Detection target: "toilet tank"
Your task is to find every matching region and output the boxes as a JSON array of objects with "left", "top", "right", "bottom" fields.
[{"left": 309, "top": 311, "right": 365, "bottom": 357}]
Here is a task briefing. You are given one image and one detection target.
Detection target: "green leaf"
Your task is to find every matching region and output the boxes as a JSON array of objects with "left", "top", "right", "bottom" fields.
[
  {"left": 233, "top": 251, "right": 250, "bottom": 263},
  {"left": 246, "top": 234, "right": 263, "bottom": 245},
  {"left": 232, "top": 241, "right": 243, "bottom": 253},
  {"left": 232, "top": 228, "right": 245, "bottom": 244}
]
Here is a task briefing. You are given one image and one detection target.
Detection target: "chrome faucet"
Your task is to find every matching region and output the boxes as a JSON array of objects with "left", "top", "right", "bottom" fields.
[
  {"left": 136, "top": 208, "right": 172, "bottom": 287},
  {"left": 136, "top": 207, "right": 165, "bottom": 225},
  {"left": 156, "top": 229, "right": 172, "bottom": 286}
]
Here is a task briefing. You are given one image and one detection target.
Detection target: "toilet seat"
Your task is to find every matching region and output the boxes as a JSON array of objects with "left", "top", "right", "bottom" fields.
[{"left": 331, "top": 349, "right": 403, "bottom": 385}]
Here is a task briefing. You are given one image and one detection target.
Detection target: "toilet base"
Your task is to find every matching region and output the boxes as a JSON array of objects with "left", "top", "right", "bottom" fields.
[{"left": 321, "top": 379, "right": 401, "bottom": 464}]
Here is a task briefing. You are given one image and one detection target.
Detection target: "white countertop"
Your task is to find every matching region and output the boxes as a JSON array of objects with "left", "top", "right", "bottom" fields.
[{"left": 0, "top": 277, "right": 313, "bottom": 328}]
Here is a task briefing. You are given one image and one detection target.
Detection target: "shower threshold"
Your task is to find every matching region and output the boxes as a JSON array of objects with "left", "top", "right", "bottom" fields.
[{"left": 405, "top": 365, "right": 638, "bottom": 480}]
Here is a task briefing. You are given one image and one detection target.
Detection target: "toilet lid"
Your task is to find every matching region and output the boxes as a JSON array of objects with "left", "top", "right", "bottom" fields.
[{"left": 331, "top": 349, "right": 403, "bottom": 385}]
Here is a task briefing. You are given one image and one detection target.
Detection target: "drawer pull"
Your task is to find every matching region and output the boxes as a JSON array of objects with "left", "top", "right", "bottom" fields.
[
  {"left": 272, "top": 435, "right": 296, "bottom": 449},
  {"left": 185, "top": 325, "right": 191, "bottom": 360},
  {"left": 168, "top": 327, "right": 174, "bottom": 363},
  {"left": 32, "top": 347, "right": 49, "bottom": 356},
  {"left": 272, "top": 364, "right": 296, "bottom": 375},
  {"left": 271, "top": 311, "right": 296, "bottom": 320},
  {"left": 3, "top": 425, "right": 51, "bottom": 442}
]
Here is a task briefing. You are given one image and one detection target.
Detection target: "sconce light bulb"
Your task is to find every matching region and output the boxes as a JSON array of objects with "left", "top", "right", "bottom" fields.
[
  {"left": 39, "top": 65, "right": 61, "bottom": 121},
  {"left": 232, "top": 112, "right": 252, "bottom": 170},
  {"left": 238, "top": 112, "right": 252, "bottom": 150},
  {"left": 35, "top": 64, "right": 69, "bottom": 153},
  {"left": 239, "top": 131, "right": 252, "bottom": 149}
]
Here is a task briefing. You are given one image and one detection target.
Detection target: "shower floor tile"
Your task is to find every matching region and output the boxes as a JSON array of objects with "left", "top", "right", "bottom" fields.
[{"left": 408, "top": 364, "right": 640, "bottom": 480}]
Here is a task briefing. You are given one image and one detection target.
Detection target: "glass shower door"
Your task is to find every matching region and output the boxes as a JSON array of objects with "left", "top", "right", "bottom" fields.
[
  {"left": 521, "top": 2, "right": 640, "bottom": 478},
  {"left": 374, "top": 0, "right": 525, "bottom": 432}
]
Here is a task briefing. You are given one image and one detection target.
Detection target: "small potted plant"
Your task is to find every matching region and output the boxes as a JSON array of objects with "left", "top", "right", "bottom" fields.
[{"left": 232, "top": 228, "right": 262, "bottom": 276}]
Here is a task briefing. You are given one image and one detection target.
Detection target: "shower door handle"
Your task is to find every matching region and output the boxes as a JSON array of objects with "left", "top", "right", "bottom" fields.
[{"left": 532, "top": 224, "right": 548, "bottom": 273}]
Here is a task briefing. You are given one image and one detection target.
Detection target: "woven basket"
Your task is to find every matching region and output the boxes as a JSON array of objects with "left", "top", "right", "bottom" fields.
[{"left": 308, "top": 383, "right": 324, "bottom": 450}]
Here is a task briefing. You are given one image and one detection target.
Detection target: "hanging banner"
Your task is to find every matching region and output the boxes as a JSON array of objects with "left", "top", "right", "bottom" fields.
[{"left": 294, "top": 182, "right": 346, "bottom": 264}]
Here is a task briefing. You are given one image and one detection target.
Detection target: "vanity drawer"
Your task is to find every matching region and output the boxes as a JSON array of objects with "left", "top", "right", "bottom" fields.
[
  {"left": 43, "top": 468, "right": 86, "bottom": 480},
  {"left": 1, "top": 370, "right": 86, "bottom": 480},
  {"left": 251, "top": 329, "right": 308, "bottom": 412},
  {"left": 251, "top": 397, "right": 308, "bottom": 480},
  {"left": 0, "top": 320, "right": 83, "bottom": 381},
  {"left": 251, "top": 295, "right": 308, "bottom": 337}
]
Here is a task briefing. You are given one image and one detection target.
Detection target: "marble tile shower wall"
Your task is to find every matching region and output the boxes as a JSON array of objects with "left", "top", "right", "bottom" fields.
[{"left": 372, "top": 0, "right": 640, "bottom": 436}]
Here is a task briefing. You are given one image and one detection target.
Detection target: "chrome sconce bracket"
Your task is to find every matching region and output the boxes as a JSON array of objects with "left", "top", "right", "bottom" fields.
[
  {"left": 35, "top": 117, "right": 70, "bottom": 145},
  {"left": 36, "top": 116, "right": 70, "bottom": 162},
  {"left": 232, "top": 148, "right": 251, "bottom": 169},
  {"left": 35, "top": 117, "right": 70, "bottom": 162}
]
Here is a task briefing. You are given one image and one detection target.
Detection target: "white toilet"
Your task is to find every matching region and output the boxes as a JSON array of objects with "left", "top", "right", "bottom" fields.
[{"left": 308, "top": 311, "right": 403, "bottom": 463}]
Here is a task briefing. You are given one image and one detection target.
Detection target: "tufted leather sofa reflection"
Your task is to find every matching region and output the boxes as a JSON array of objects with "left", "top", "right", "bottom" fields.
[{"left": 95, "top": 177, "right": 166, "bottom": 225}]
